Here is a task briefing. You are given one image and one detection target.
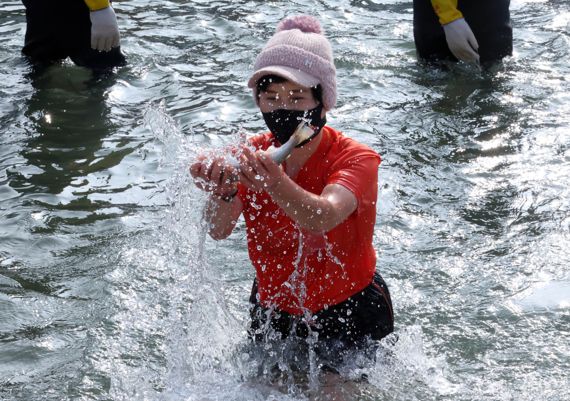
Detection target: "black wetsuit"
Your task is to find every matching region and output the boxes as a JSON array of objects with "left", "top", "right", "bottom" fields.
[
  {"left": 413, "top": 0, "right": 513, "bottom": 65},
  {"left": 22, "top": 0, "right": 126, "bottom": 70}
]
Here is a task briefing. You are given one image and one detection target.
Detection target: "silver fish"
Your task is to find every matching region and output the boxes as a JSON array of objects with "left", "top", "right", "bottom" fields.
[
  {"left": 265, "top": 121, "right": 316, "bottom": 164},
  {"left": 226, "top": 121, "right": 316, "bottom": 167}
]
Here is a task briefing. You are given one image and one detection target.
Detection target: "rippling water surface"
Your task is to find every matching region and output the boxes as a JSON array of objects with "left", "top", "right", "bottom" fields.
[{"left": 1, "top": 1, "right": 569, "bottom": 400}]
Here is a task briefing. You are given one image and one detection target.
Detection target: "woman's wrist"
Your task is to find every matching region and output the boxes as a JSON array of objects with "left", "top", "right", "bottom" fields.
[
  {"left": 264, "top": 172, "right": 287, "bottom": 198},
  {"left": 213, "top": 187, "right": 239, "bottom": 203}
]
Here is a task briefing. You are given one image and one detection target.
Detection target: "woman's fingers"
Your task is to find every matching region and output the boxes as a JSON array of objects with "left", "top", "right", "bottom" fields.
[
  {"left": 238, "top": 149, "right": 257, "bottom": 190},
  {"left": 239, "top": 172, "right": 257, "bottom": 191},
  {"left": 190, "top": 155, "right": 207, "bottom": 179},
  {"left": 193, "top": 148, "right": 280, "bottom": 194},
  {"left": 189, "top": 162, "right": 202, "bottom": 179},
  {"left": 210, "top": 160, "right": 224, "bottom": 187},
  {"left": 258, "top": 152, "right": 280, "bottom": 175},
  {"left": 258, "top": 152, "right": 284, "bottom": 190},
  {"left": 239, "top": 149, "right": 258, "bottom": 181},
  {"left": 242, "top": 147, "right": 271, "bottom": 178},
  {"left": 190, "top": 156, "right": 238, "bottom": 193},
  {"left": 237, "top": 147, "right": 285, "bottom": 192},
  {"left": 250, "top": 153, "right": 267, "bottom": 177}
]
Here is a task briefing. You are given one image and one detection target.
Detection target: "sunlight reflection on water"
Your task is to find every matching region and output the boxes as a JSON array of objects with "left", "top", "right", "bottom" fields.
[{"left": 0, "top": 0, "right": 569, "bottom": 400}]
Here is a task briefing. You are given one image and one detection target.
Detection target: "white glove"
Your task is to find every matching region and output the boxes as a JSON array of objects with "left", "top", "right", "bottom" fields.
[
  {"left": 90, "top": 6, "right": 120, "bottom": 52},
  {"left": 442, "top": 18, "right": 480, "bottom": 64}
]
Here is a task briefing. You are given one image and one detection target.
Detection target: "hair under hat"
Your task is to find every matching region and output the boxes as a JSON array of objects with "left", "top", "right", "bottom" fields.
[{"left": 248, "top": 15, "right": 337, "bottom": 111}]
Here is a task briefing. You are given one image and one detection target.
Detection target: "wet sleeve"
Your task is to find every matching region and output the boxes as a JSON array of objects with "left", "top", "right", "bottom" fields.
[
  {"left": 84, "top": 0, "right": 111, "bottom": 11},
  {"left": 327, "top": 149, "right": 381, "bottom": 208},
  {"left": 431, "top": 0, "right": 463, "bottom": 25}
]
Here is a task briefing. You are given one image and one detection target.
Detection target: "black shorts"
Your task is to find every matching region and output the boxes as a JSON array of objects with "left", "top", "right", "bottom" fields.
[
  {"left": 248, "top": 272, "right": 394, "bottom": 348},
  {"left": 22, "top": 0, "right": 126, "bottom": 70},
  {"left": 413, "top": 0, "right": 512, "bottom": 65}
]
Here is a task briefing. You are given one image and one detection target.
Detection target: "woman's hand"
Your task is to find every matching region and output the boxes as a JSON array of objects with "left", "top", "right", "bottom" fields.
[
  {"left": 190, "top": 156, "right": 238, "bottom": 198},
  {"left": 238, "top": 147, "right": 284, "bottom": 193},
  {"left": 190, "top": 155, "right": 243, "bottom": 240},
  {"left": 236, "top": 146, "right": 359, "bottom": 232}
]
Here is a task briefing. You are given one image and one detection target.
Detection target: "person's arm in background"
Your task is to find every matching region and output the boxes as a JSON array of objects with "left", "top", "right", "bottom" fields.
[
  {"left": 84, "top": 0, "right": 121, "bottom": 52},
  {"left": 431, "top": 0, "right": 479, "bottom": 63}
]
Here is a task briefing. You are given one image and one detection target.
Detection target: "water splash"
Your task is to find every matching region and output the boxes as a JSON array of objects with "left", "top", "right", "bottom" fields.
[
  {"left": 80, "top": 100, "right": 244, "bottom": 401},
  {"left": 84, "top": 101, "right": 458, "bottom": 401}
]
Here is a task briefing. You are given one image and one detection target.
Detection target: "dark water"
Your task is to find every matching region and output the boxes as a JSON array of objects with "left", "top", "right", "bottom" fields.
[{"left": 1, "top": 1, "right": 569, "bottom": 400}]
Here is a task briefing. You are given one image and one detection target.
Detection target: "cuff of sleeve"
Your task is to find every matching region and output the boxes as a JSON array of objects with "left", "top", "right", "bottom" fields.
[
  {"left": 84, "top": 0, "right": 111, "bottom": 11},
  {"left": 436, "top": 8, "right": 463, "bottom": 25}
]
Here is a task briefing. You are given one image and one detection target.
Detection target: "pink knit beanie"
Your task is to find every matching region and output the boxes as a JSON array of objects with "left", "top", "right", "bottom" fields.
[{"left": 247, "top": 15, "right": 337, "bottom": 111}]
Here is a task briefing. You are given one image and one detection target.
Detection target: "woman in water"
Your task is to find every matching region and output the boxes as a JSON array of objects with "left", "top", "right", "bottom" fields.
[{"left": 190, "top": 15, "right": 393, "bottom": 372}]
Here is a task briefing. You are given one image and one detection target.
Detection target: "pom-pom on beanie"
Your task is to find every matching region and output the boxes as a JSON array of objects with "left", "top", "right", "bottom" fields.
[{"left": 247, "top": 15, "right": 337, "bottom": 111}]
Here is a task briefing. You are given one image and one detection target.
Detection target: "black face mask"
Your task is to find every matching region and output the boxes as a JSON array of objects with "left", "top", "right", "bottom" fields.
[{"left": 262, "top": 103, "right": 326, "bottom": 147}]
